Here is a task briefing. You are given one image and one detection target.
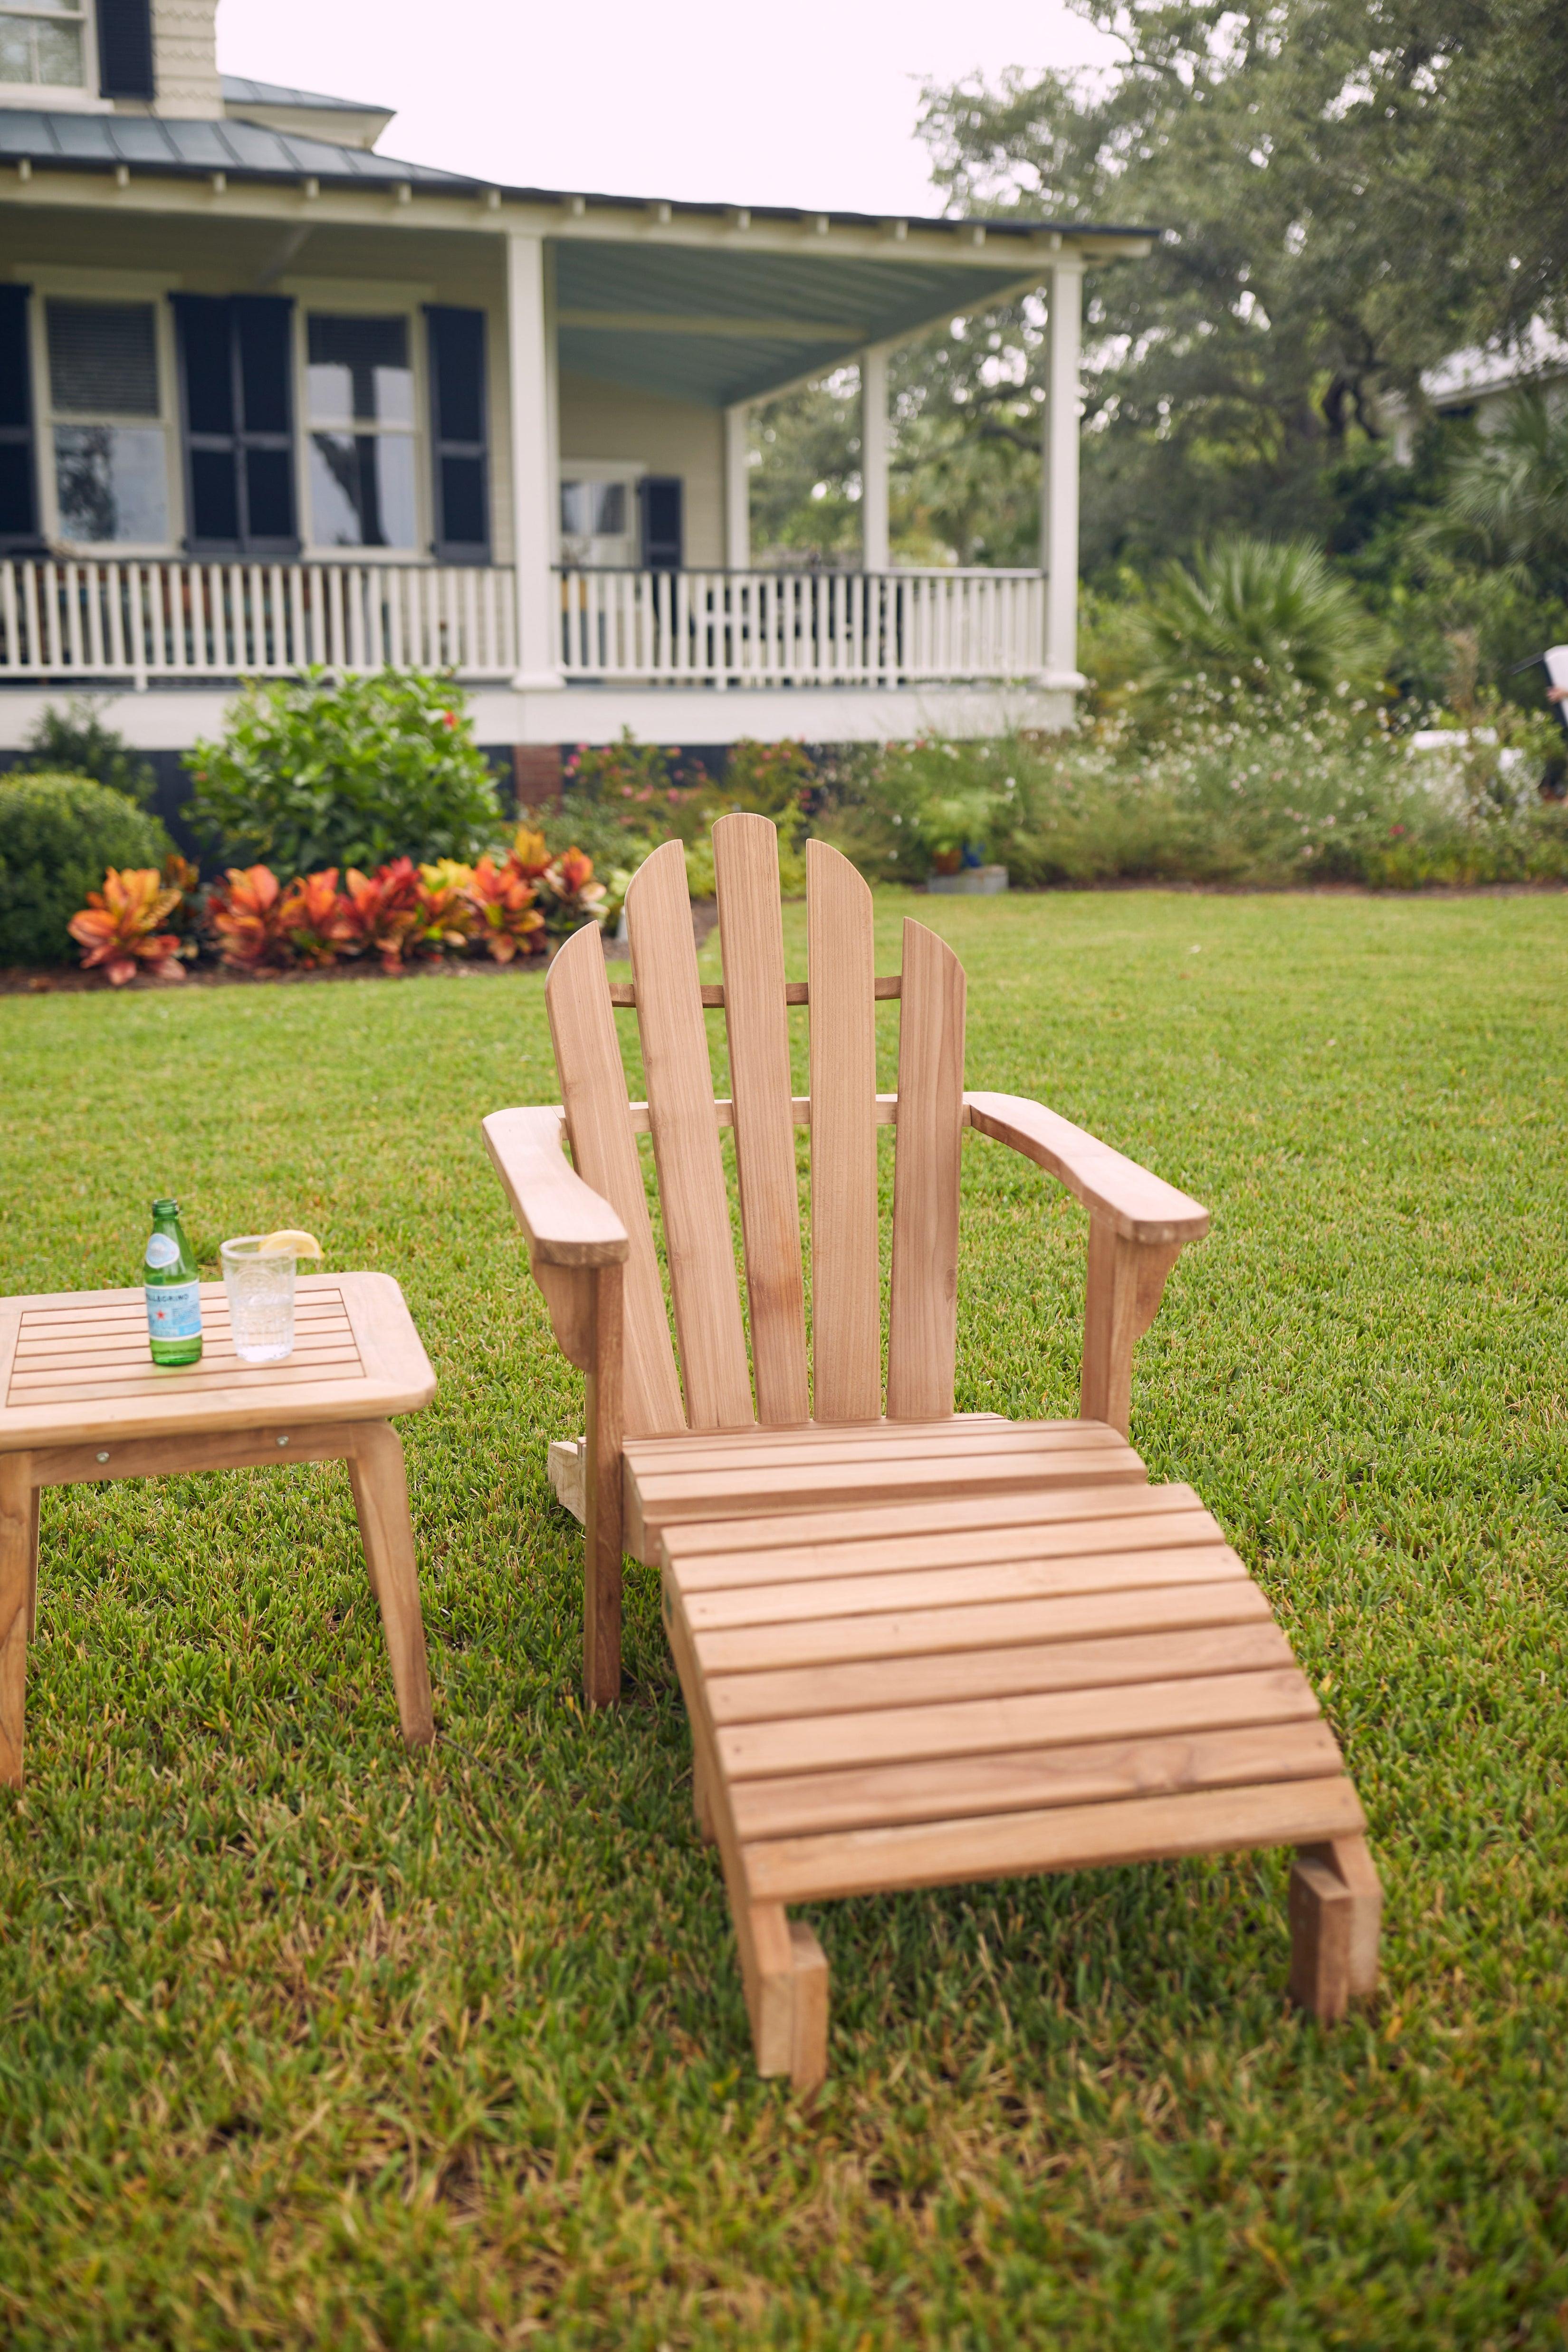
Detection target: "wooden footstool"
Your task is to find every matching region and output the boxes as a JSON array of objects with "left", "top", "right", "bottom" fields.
[{"left": 0, "top": 1271, "right": 437, "bottom": 1788}]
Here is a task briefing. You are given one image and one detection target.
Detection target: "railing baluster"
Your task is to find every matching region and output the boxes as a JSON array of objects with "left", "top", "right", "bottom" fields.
[{"left": 2, "top": 560, "right": 20, "bottom": 673}]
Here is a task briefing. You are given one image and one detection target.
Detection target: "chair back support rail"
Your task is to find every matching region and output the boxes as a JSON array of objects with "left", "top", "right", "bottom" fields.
[{"left": 484, "top": 819, "right": 1209, "bottom": 1701}]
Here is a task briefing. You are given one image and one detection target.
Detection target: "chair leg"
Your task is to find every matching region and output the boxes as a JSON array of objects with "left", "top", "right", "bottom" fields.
[
  {"left": 347, "top": 1423, "right": 434, "bottom": 1748},
  {"left": 692, "top": 1740, "right": 717, "bottom": 1845},
  {"left": 743, "top": 1901, "right": 830, "bottom": 2093},
  {"left": 0, "top": 1455, "right": 35, "bottom": 1790},
  {"left": 1290, "top": 1834, "right": 1382, "bottom": 2020}
]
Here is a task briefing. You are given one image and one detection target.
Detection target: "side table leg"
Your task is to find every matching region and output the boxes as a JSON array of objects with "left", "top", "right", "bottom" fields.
[
  {"left": 348, "top": 1423, "right": 435, "bottom": 1748},
  {"left": 0, "top": 1455, "right": 35, "bottom": 1790}
]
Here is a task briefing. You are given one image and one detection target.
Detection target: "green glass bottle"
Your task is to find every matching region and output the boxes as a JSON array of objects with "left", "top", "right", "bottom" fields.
[{"left": 143, "top": 1197, "right": 203, "bottom": 1366}]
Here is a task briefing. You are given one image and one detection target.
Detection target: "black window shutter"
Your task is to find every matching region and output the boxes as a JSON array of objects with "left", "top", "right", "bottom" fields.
[
  {"left": 0, "top": 286, "right": 40, "bottom": 551},
  {"left": 426, "top": 306, "right": 489, "bottom": 561},
  {"left": 641, "top": 475, "right": 683, "bottom": 570},
  {"left": 174, "top": 295, "right": 298, "bottom": 555},
  {"left": 97, "top": 0, "right": 155, "bottom": 100}
]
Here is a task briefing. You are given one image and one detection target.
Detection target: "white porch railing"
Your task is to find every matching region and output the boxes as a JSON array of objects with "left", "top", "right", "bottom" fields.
[
  {"left": 558, "top": 567, "right": 1046, "bottom": 685},
  {"left": 0, "top": 558, "right": 517, "bottom": 684}
]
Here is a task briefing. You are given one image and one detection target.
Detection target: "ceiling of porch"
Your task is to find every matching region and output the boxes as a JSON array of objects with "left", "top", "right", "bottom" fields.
[{"left": 555, "top": 239, "right": 1051, "bottom": 407}]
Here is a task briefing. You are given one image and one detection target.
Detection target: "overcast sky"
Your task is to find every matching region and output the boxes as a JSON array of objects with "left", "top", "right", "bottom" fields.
[{"left": 216, "top": 0, "right": 1119, "bottom": 215}]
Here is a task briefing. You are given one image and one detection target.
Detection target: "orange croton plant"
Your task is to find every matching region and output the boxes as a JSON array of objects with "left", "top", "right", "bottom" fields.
[
  {"left": 207, "top": 864, "right": 293, "bottom": 971},
  {"left": 278, "top": 868, "right": 352, "bottom": 967},
  {"left": 67, "top": 867, "right": 186, "bottom": 987},
  {"left": 464, "top": 855, "right": 546, "bottom": 963}
]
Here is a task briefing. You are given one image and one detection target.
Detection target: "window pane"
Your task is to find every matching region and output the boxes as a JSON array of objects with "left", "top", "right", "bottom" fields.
[
  {"left": 0, "top": 441, "right": 35, "bottom": 538},
  {"left": 309, "top": 432, "right": 363, "bottom": 545},
  {"left": 372, "top": 433, "right": 416, "bottom": 546},
  {"left": 33, "top": 15, "right": 80, "bottom": 78},
  {"left": 560, "top": 480, "right": 586, "bottom": 535},
  {"left": 439, "top": 453, "right": 486, "bottom": 548},
  {"left": 236, "top": 299, "right": 291, "bottom": 435},
  {"left": 48, "top": 302, "right": 159, "bottom": 418},
  {"left": 54, "top": 424, "right": 167, "bottom": 542},
  {"left": 245, "top": 447, "right": 294, "bottom": 543},
  {"left": 178, "top": 300, "right": 232, "bottom": 436},
  {"left": 592, "top": 481, "right": 626, "bottom": 535},
  {"left": 0, "top": 20, "right": 31, "bottom": 76},
  {"left": 309, "top": 430, "right": 415, "bottom": 548},
  {"left": 189, "top": 446, "right": 238, "bottom": 544},
  {"left": 307, "top": 316, "right": 412, "bottom": 425}
]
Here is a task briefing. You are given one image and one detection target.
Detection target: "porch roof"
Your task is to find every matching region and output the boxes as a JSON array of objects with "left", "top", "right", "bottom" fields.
[
  {"left": 0, "top": 100, "right": 1156, "bottom": 407},
  {"left": 554, "top": 239, "right": 1061, "bottom": 406}
]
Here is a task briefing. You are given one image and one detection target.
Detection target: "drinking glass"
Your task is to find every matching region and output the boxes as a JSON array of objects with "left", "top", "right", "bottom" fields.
[{"left": 220, "top": 1236, "right": 296, "bottom": 1364}]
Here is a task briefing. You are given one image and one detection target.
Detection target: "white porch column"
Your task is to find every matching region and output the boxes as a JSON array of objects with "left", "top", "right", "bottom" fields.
[
  {"left": 724, "top": 401, "right": 751, "bottom": 569},
  {"left": 505, "top": 229, "right": 562, "bottom": 690},
  {"left": 1041, "top": 257, "right": 1085, "bottom": 683},
  {"left": 860, "top": 344, "right": 889, "bottom": 573}
]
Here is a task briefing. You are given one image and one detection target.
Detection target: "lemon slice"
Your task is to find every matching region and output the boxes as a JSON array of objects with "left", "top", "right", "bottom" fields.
[{"left": 258, "top": 1228, "right": 324, "bottom": 1258}]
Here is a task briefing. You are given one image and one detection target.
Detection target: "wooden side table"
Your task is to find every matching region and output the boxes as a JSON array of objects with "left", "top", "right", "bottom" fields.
[{"left": 0, "top": 1271, "right": 437, "bottom": 1788}]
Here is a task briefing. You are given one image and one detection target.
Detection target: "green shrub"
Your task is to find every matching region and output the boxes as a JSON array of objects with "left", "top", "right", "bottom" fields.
[
  {"left": 186, "top": 669, "right": 502, "bottom": 875},
  {"left": 0, "top": 771, "right": 171, "bottom": 966},
  {"left": 1134, "top": 536, "right": 1387, "bottom": 701},
  {"left": 816, "top": 698, "right": 1568, "bottom": 893},
  {"left": 16, "top": 696, "right": 157, "bottom": 804}
]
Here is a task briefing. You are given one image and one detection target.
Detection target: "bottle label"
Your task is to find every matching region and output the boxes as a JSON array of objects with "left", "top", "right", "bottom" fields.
[
  {"left": 146, "top": 1280, "right": 202, "bottom": 1342},
  {"left": 145, "top": 1233, "right": 180, "bottom": 1270}
]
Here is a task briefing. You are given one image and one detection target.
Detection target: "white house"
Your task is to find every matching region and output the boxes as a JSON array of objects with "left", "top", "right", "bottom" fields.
[
  {"left": 1385, "top": 318, "right": 1568, "bottom": 464},
  {"left": 0, "top": 0, "right": 1153, "bottom": 769}
]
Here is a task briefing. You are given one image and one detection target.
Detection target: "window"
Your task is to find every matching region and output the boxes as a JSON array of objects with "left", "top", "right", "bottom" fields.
[
  {"left": 172, "top": 293, "right": 297, "bottom": 554},
  {"left": 426, "top": 306, "right": 488, "bottom": 560},
  {"left": 96, "top": 0, "right": 153, "bottom": 98},
  {"left": 0, "top": 0, "right": 86, "bottom": 90},
  {"left": 307, "top": 314, "right": 418, "bottom": 549},
  {"left": 0, "top": 287, "right": 38, "bottom": 548},
  {"left": 46, "top": 298, "right": 168, "bottom": 545},
  {"left": 559, "top": 468, "right": 641, "bottom": 568}
]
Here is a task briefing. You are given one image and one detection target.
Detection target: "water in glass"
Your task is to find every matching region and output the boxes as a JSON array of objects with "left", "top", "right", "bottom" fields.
[{"left": 221, "top": 1237, "right": 296, "bottom": 1364}]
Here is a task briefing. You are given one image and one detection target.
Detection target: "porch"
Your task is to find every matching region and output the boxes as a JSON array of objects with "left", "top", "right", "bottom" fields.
[{"left": 0, "top": 124, "right": 1152, "bottom": 746}]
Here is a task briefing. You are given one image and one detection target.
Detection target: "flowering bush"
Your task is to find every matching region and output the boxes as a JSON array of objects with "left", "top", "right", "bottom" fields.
[
  {"left": 186, "top": 668, "right": 503, "bottom": 875},
  {"left": 67, "top": 867, "right": 186, "bottom": 986}
]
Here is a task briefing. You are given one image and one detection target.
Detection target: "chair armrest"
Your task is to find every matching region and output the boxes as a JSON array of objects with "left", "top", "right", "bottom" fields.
[
  {"left": 482, "top": 1105, "right": 629, "bottom": 1269},
  {"left": 964, "top": 1091, "right": 1209, "bottom": 1246}
]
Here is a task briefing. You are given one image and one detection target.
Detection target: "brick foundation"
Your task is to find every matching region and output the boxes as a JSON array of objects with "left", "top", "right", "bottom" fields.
[{"left": 512, "top": 743, "right": 564, "bottom": 808}]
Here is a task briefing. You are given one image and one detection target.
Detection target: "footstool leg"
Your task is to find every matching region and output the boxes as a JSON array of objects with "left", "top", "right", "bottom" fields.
[
  {"left": 1290, "top": 1834, "right": 1382, "bottom": 2020},
  {"left": 741, "top": 1902, "right": 829, "bottom": 2092},
  {"left": 348, "top": 1423, "right": 434, "bottom": 1748},
  {"left": 0, "top": 1454, "right": 35, "bottom": 1790}
]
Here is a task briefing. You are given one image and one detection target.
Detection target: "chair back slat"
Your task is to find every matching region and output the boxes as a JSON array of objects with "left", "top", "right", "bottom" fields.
[
  {"left": 887, "top": 917, "right": 966, "bottom": 1419},
  {"left": 625, "top": 841, "right": 754, "bottom": 1430},
  {"left": 713, "top": 813, "right": 810, "bottom": 1426},
  {"left": 546, "top": 921, "right": 686, "bottom": 1438},
  {"left": 806, "top": 839, "right": 882, "bottom": 1422}
]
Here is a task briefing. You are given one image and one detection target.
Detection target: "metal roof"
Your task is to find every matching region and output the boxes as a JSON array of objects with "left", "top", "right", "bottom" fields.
[
  {"left": 0, "top": 103, "right": 1154, "bottom": 242},
  {"left": 0, "top": 105, "right": 474, "bottom": 187},
  {"left": 219, "top": 75, "right": 392, "bottom": 116}
]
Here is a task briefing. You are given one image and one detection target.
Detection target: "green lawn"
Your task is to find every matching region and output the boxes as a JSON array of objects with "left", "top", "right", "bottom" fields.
[{"left": 2, "top": 890, "right": 1566, "bottom": 2349}]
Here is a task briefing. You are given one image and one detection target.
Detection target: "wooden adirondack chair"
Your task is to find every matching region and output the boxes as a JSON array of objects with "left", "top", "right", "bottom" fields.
[{"left": 484, "top": 818, "right": 1380, "bottom": 2089}]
